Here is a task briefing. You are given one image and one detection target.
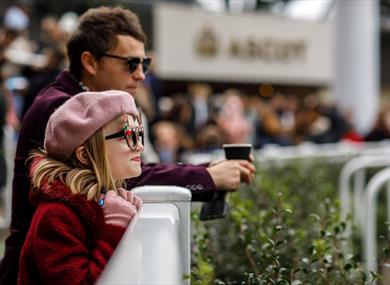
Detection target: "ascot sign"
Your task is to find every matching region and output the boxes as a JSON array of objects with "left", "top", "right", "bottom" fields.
[
  {"left": 194, "top": 25, "right": 306, "bottom": 63},
  {"left": 154, "top": 4, "right": 333, "bottom": 85}
]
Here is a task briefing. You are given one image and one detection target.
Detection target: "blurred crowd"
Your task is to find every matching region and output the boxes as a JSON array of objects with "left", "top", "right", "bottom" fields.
[{"left": 1, "top": 1, "right": 390, "bottom": 173}]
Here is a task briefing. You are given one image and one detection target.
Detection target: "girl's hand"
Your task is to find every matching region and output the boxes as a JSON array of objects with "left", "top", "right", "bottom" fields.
[
  {"left": 117, "top": 188, "right": 143, "bottom": 209},
  {"left": 102, "top": 190, "right": 138, "bottom": 228}
]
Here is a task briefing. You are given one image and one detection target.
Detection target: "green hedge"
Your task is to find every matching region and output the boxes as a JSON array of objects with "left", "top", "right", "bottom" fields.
[{"left": 191, "top": 159, "right": 388, "bottom": 284}]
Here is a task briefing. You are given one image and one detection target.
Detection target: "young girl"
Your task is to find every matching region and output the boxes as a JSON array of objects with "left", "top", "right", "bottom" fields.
[{"left": 17, "top": 90, "right": 144, "bottom": 285}]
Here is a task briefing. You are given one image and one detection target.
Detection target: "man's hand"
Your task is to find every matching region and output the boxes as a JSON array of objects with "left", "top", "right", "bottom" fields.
[{"left": 206, "top": 159, "right": 256, "bottom": 192}]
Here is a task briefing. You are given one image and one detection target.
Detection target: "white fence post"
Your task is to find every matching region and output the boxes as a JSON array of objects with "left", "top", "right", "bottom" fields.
[
  {"left": 97, "top": 185, "right": 192, "bottom": 285},
  {"left": 364, "top": 167, "right": 390, "bottom": 275}
]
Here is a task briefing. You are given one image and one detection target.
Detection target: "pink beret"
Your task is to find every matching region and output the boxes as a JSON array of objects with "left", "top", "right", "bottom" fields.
[{"left": 44, "top": 90, "right": 138, "bottom": 160}]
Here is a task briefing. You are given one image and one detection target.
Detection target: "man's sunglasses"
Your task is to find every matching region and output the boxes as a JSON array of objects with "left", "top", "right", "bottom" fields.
[
  {"left": 101, "top": 53, "right": 152, "bottom": 74},
  {"left": 105, "top": 126, "right": 144, "bottom": 151}
]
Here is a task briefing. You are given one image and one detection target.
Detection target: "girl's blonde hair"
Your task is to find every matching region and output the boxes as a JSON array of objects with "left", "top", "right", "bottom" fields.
[{"left": 29, "top": 127, "right": 123, "bottom": 201}]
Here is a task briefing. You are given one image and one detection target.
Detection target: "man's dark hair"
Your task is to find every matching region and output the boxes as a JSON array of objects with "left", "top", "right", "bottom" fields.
[{"left": 66, "top": 6, "right": 147, "bottom": 79}]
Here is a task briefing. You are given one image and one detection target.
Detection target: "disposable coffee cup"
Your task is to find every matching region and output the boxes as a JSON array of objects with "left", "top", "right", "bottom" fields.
[
  {"left": 222, "top": 144, "right": 252, "bottom": 161},
  {"left": 199, "top": 143, "right": 252, "bottom": 221}
]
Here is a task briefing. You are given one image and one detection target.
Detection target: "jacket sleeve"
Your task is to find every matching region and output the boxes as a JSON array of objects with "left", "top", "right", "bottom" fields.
[
  {"left": 127, "top": 163, "right": 216, "bottom": 202},
  {"left": 23, "top": 203, "right": 125, "bottom": 285}
]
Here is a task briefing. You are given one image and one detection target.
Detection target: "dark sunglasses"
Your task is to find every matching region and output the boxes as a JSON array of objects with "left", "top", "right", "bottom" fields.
[
  {"left": 101, "top": 53, "right": 152, "bottom": 74},
  {"left": 105, "top": 126, "right": 144, "bottom": 151}
]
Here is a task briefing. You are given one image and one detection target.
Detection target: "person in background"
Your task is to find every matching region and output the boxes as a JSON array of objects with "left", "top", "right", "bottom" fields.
[
  {"left": 152, "top": 120, "right": 193, "bottom": 163},
  {"left": 18, "top": 90, "right": 143, "bottom": 285},
  {"left": 216, "top": 89, "right": 251, "bottom": 144},
  {"left": 0, "top": 6, "right": 256, "bottom": 285},
  {"left": 0, "top": 68, "right": 7, "bottom": 190},
  {"left": 365, "top": 105, "right": 390, "bottom": 141},
  {"left": 188, "top": 82, "right": 212, "bottom": 131},
  {"left": 0, "top": 42, "right": 20, "bottom": 189}
]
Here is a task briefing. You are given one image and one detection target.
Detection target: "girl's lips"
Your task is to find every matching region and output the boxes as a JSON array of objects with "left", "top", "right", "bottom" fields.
[{"left": 131, "top": 156, "right": 141, "bottom": 162}]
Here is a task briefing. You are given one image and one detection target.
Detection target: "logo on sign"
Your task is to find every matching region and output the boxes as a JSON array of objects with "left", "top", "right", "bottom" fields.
[{"left": 194, "top": 25, "right": 219, "bottom": 57}]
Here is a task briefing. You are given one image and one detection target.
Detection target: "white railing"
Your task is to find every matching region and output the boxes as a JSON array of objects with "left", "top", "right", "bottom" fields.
[
  {"left": 339, "top": 155, "right": 390, "bottom": 230},
  {"left": 339, "top": 154, "right": 390, "bottom": 268},
  {"left": 364, "top": 168, "right": 390, "bottom": 275},
  {"left": 183, "top": 141, "right": 390, "bottom": 165},
  {"left": 97, "top": 185, "right": 192, "bottom": 285}
]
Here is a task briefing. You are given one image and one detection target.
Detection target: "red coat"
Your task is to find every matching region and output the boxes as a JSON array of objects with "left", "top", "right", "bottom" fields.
[{"left": 17, "top": 179, "right": 125, "bottom": 285}]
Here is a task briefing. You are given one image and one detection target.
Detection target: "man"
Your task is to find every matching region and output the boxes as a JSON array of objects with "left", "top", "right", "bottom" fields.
[{"left": 0, "top": 6, "right": 255, "bottom": 285}]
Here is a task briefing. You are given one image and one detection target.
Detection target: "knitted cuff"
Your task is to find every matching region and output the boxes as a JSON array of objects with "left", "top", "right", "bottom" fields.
[{"left": 105, "top": 213, "right": 134, "bottom": 228}]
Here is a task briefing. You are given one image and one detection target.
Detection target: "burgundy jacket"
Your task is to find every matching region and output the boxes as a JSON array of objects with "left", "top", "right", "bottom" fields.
[
  {"left": 0, "top": 71, "right": 216, "bottom": 285},
  {"left": 18, "top": 178, "right": 125, "bottom": 285}
]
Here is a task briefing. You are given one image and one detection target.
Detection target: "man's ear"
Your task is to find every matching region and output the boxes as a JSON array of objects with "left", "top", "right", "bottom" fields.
[
  {"left": 80, "top": 51, "right": 97, "bottom": 76},
  {"left": 75, "top": 146, "right": 89, "bottom": 166}
]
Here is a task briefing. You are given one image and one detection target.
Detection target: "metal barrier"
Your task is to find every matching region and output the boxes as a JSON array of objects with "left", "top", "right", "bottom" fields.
[
  {"left": 337, "top": 155, "right": 390, "bottom": 267},
  {"left": 364, "top": 167, "right": 390, "bottom": 275},
  {"left": 183, "top": 141, "right": 390, "bottom": 166},
  {"left": 97, "top": 185, "right": 192, "bottom": 285},
  {"left": 339, "top": 155, "right": 390, "bottom": 229}
]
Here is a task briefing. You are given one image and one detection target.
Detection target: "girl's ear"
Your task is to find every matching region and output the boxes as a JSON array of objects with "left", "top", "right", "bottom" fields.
[
  {"left": 75, "top": 146, "right": 89, "bottom": 166},
  {"left": 80, "top": 51, "right": 98, "bottom": 76}
]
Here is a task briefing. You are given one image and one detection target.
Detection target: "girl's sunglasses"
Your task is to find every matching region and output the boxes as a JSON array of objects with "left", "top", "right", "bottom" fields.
[
  {"left": 105, "top": 126, "right": 144, "bottom": 151},
  {"left": 101, "top": 53, "right": 152, "bottom": 74},
  {"left": 105, "top": 111, "right": 144, "bottom": 151}
]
